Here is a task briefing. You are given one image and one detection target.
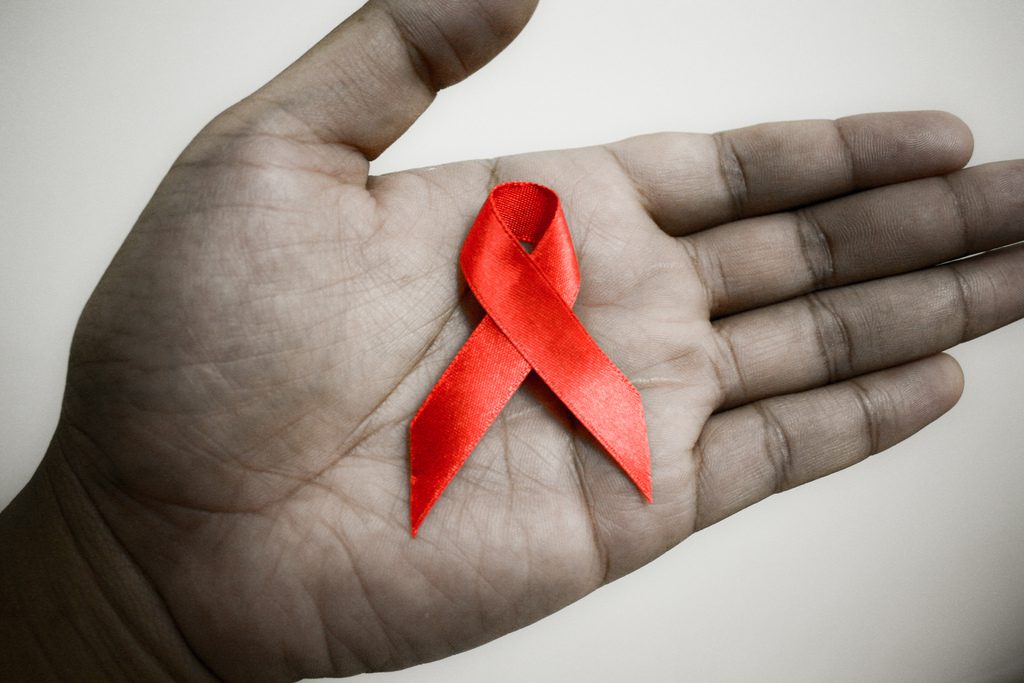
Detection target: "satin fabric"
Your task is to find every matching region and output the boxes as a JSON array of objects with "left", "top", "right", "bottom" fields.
[{"left": 408, "top": 182, "right": 651, "bottom": 535}]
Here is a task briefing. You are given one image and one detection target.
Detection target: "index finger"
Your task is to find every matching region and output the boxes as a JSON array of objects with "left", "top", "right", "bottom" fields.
[{"left": 606, "top": 111, "right": 973, "bottom": 236}]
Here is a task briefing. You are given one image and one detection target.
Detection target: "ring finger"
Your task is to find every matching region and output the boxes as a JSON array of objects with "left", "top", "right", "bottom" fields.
[{"left": 712, "top": 242, "right": 1024, "bottom": 410}]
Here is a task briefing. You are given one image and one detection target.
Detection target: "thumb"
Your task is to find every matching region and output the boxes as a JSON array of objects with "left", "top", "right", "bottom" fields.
[{"left": 229, "top": 0, "right": 538, "bottom": 166}]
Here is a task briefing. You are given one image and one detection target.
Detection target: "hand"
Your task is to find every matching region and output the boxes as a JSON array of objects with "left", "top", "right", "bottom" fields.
[{"left": 3, "top": 0, "right": 1023, "bottom": 680}]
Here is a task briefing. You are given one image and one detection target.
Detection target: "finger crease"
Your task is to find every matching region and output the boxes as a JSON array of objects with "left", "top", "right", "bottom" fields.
[
  {"left": 690, "top": 437, "right": 708, "bottom": 532},
  {"left": 379, "top": 4, "right": 445, "bottom": 93},
  {"left": 805, "top": 293, "right": 854, "bottom": 383},
  {"left": 712, "top": 132, "right": 750, "bottom": 218},
  {"left": 832, "top": 120, "right": 859, "bottom": 188},
  {"left": 679, "top": 237, "right": 720, "bottom": 315},
  {"left": 794, "top": 209, "right": 836, "bottom": 289},
  {"left": 711, "top": 326, "right": 749, "bottom": 408},
  {"left": 848, "top": 379, "right": 881, "bottom": 454},
  {"left": 753, "top": 402, "right": 794, "bottom": 493},
  {"left": 948, "top": 264, "right": 974, "bottom": 343},
  {"left": 939, "top": 175, "right": 972, "bottom": 255}
]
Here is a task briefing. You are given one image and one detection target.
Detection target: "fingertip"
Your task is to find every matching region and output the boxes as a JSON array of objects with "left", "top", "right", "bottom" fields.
[
  {"left": 926, "top": 110, "right": 975, "bottom": 168},
  {"left": 933, "top": 111, "right": 970, "bottom": 162},
  {"left": 383, "top": 0, "right": 540, "bottom": 90},
  {"left": 935, "top": 352, "right": 966, "bottom": 405},
  {"left": 868, "top": 355, "right": 965, "bottom": 452},
  {"left": 909, "top": 353, "right": 965, "bottom": 427},
  {"left": 835, "top": 110, "right": 976, "bottom": 187}
]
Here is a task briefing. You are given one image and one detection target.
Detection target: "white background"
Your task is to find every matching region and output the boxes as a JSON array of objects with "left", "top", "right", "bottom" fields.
[{"left": 2, "top": 1, "right": 1023, "bottom": 681}]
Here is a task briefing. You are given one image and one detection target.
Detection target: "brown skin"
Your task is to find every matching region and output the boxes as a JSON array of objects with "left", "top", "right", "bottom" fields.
[{"left": 3, "top": 0, "right": 1024, "bottom": 680}]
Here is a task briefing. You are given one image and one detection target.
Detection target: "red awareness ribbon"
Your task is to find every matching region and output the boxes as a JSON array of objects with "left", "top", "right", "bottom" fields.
[{"left": 408, "top": 182, "right": 651, "bottom": 535}]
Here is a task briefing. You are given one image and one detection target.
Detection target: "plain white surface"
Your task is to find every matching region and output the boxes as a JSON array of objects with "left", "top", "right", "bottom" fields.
[{"left": 2, "top": 1, "right": 1023, "bottom": 681}]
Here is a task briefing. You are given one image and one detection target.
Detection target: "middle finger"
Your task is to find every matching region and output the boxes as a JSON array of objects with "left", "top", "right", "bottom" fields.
[
  {"left": 712, "top": 243, "right": 1024, "bottom": 411},
  {"left": 683, "top": 160, "right": 1024, "bottom": 318}
]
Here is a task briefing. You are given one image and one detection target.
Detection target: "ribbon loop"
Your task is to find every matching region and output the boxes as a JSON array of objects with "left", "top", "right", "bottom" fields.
[{"left": 409, "top": 182, "right": 651, "bottom": 535}]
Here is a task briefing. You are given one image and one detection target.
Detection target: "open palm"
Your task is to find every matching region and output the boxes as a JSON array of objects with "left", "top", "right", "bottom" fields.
[{"left": 42, "top": 1, "right": 1024, "bottom": 680}]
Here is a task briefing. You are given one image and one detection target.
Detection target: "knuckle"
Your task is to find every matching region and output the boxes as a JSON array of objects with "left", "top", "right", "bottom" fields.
[
  {"left": 804, "top": 293, "right": 854, "bottom": 383},
  {"left": 793, "top": 210, "right": 836, "bottom": 289},
  {"left": 712, "top": 132, "right": 750, "bottom": 217},
  {"left": 753, "top": 402, "right": 794, "bottom": 493}
]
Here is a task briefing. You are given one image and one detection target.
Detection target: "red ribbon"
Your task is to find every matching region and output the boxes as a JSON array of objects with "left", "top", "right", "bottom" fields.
[{"left": 408, "top": 182, "right": 652, "bottom": 535}]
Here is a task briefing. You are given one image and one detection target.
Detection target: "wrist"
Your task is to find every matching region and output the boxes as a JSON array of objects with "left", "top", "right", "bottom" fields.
[{"left": 0, "top": 436, "right": 219, "bottom": 682}]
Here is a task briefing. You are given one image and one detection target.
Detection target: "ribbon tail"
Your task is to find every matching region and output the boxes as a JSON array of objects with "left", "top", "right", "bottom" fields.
[
  {"left": 408, "top": 317, "right": 530, "bottom": 536},
  {"left": 576, "top": 383, "right": 652, "bottom": 502}
]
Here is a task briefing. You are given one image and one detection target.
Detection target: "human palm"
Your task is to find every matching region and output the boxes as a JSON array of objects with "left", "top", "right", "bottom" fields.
[{"left": 29, "top": 1, "right": 1024, "bottom": 681}]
